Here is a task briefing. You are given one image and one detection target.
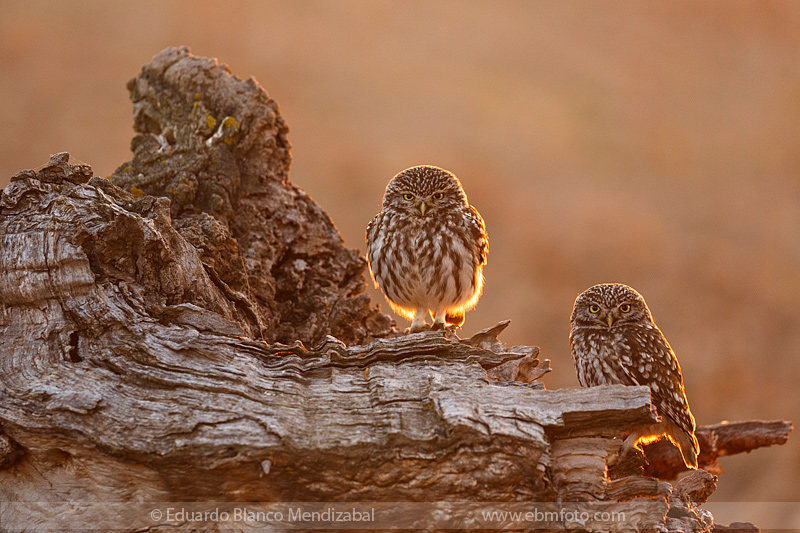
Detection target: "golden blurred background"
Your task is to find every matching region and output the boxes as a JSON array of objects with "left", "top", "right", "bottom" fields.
[{"left": 1, "top": 0, "right": 798, "bottom": 522}]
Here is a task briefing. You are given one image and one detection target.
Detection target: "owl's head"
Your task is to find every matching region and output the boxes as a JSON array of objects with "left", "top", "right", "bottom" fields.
[
  {"left": 571, "top": 283, "right": 654, "bottom": 329},
  {"left": 383, "top": 165, "right": 469, "bottom": 217}
]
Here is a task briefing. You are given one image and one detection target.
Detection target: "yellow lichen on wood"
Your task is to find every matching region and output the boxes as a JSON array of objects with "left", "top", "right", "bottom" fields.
[
  {"left": 206, "top": 115, "right": 216, "bottom": 129},
  {"left": 130, "top": 186, "right": 144, "bottom": 198},
  {"left": 222, "top": 117, "right": 238, "bottom": 145}
]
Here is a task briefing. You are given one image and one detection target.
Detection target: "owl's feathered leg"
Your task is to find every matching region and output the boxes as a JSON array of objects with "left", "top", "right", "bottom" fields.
[
  {"left": 617, "top": 430, "right": 648, "bottom": 466},
  {"left": 431, "top": 309, "right": 447, "bottom": 330},
  {"left": 409, "top": 308, "right": 429, "bottom": 333}
]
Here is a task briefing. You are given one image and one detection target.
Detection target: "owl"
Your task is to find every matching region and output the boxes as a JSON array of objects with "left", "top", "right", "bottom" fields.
[
  {"left": 366, "top": 165, "right": 488, "bottom": 332},
  {"left": 569, "top": 283, "right": 699, "bottom": 469}
]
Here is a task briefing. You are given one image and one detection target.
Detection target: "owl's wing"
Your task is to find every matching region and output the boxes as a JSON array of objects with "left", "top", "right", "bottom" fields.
[
  {"left": 467, "top": 205, "right": 488, "bottom": 265},
  {"left": 619, "top": 326, "right": 696, "bottom": 437},
  {"left": 366, "top": 213, "right": 378, "bottom": 245}
]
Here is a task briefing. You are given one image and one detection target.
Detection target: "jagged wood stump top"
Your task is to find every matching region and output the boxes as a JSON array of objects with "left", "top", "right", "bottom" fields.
[{"left": 111, "top": 46, "right": 392, "bottom": 346}]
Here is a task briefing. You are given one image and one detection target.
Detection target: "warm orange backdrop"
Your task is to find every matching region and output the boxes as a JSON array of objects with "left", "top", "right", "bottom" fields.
[{"left": 1, "top": 0, "right": 798, "bottom": 522}]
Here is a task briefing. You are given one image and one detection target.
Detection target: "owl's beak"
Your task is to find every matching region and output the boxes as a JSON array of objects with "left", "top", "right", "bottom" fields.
[
  {"left": 419, "top": 201, "right": 427, "bottom": 216},
  {"left": 606, "top": 315, "right": 614, "bottom": 327}
]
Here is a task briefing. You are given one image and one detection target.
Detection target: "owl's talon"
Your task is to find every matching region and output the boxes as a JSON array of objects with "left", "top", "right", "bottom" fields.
[
  {"left": 406, "top": 324, "right": 430, "bottom": 334},
  {"left": 431, "top": 322, "right": 446, "bottom": 331}
]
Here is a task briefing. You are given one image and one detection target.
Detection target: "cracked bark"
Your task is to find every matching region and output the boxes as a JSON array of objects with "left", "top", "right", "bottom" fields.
[{"left": 0, "top": 47, "right": 791, "bottom": 532}]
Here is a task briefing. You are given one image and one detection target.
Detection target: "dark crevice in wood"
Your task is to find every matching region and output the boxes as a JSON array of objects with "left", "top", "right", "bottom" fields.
[{"left": 67, "top": 330, "right": 82, "bottom": 363}]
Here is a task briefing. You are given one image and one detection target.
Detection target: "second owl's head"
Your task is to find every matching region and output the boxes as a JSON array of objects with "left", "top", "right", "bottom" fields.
[
  {"left": 571, "top": 283, "right": 654, "bottom": 329},
  {"left": 383, "top": 165, "right": 468, "bottom": 217}
]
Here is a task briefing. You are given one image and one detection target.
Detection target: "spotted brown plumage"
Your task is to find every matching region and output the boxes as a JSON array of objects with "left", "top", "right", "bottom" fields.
[
  {"left": 366, "top": 165, "right": 488, "bottom": 332},
  {"left": 569, "top": 283, "right": 699, "bottom": 469}
]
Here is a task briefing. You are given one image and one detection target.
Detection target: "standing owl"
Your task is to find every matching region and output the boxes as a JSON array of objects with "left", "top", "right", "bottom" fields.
[
  {"left": 569, "top": 283, "right": 699, "bottom": 469},
  {"left": 366, "top": 165, "right": 488, "bottom": 332}
]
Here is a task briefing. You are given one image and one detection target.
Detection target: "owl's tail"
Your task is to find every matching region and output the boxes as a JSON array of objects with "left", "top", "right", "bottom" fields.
[
  {"left": 445, "top": 311, "right": 465, "bottom": 326},
  {"left": 667, "top": 419, "right": 700, "bottom": 470}
]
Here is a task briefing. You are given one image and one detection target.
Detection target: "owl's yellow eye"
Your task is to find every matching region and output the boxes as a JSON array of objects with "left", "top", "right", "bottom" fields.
[
  {"left": 620, "top": 304, "right": 631, "bottom": 313},
  {"left": 589, "top": 304, "right": 600, "bottom": 314},
  {"left": 432, "top": 192, "right": 444, "bottom": 200},
  {"left": 403, "top": 193, "right": 415, "bottom": 201}
]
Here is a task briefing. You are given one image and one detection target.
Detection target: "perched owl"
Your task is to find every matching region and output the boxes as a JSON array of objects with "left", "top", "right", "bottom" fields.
[
  {"left": 366, "top": 165, "right": 488, "bottom": 332},
  {"left": 569, "top": 283, "right": 699, "bottom": 469}
]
